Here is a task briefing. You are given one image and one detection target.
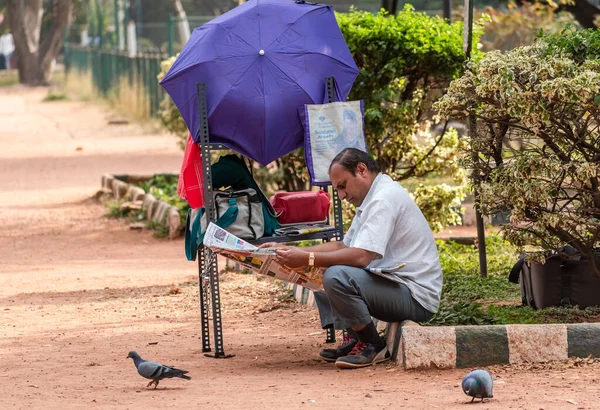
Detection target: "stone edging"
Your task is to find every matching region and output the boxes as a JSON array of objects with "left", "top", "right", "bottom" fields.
[
  {"left": 100, "top": 173, "right": 182, "bottom": 239},
  {"left": 288, "top": 285, "right": 600, "bottom": 369}
]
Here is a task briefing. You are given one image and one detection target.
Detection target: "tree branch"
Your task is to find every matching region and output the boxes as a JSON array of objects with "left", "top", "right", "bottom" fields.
[{"left": 39, "top": 0, "right": 73, "bottom": 83}]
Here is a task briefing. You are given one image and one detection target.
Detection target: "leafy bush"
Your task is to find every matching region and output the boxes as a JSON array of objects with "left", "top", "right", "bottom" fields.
[
  {"left": 137, "top": 174, "right": 190, "bottom": 226},
  {"left": 436, "top": 28, "right": 600, "bottom": 276},
  {"left": 336, "top": 6, "right": 476, "bottom": 230},
  {"left": 156, "top": 54, "right": 188, "bottom": 150}
]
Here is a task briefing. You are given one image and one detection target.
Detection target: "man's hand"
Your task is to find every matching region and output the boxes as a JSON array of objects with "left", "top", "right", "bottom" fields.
[{"left": 275, "top": 247, "right": 310, "bottom": 268}]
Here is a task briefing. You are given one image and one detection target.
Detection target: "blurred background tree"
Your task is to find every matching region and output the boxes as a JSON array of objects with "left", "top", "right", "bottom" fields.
[{"left": 5, "top": 0, "right": 75, "bottom": 85}]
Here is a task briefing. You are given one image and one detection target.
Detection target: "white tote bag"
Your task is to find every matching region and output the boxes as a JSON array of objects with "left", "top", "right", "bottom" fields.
[{"left": 300, "top": 100, "right": 367, "bottom": 186}]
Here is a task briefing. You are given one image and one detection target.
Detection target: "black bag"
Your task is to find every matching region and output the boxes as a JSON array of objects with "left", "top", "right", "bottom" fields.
[{"left": 509, "top": 247, "right": 600, "bottom": 309}]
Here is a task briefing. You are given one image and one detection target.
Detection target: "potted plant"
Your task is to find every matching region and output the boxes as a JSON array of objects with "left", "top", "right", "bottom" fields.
[{"left": 435, "top": 28, "right": 600, "bottom": 307}]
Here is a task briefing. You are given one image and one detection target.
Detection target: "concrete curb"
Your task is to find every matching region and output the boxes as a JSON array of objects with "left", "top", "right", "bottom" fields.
[
  {"left": 100, "top": 173, "right": 182, "bottom": 239},
  {"left": 288, "top": 285, "right": 600, "bottom": 369}
]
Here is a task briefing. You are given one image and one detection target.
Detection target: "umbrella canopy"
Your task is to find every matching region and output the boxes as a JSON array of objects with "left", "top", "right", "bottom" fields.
[{"left": 160, "top": 0, "right": 359, "bottom": 165}]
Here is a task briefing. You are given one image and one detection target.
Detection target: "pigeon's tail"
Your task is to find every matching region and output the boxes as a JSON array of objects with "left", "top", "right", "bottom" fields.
[{"left": 169, "top": 367, "right": 191, "bottom": 380}]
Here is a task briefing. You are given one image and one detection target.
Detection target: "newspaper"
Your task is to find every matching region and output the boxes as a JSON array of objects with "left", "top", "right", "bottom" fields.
[
  {"left": 274, "top": 224, "right": 336, "bottom": 236},
  {"left": 203, "top": 222, "right": 407, "bottom": 291},
  {"left": 203, "top": 222, "right": 326, "bottom": 290}
]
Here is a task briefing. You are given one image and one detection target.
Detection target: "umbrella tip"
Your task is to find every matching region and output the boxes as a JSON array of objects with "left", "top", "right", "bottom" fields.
[{"left": 259, "top": 49, "right": 265, "bottom": 56}]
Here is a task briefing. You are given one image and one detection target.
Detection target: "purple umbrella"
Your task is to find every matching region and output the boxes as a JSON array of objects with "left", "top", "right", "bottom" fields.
[{"left": 160, "top": 0, "right": 359, "bottom": 165}]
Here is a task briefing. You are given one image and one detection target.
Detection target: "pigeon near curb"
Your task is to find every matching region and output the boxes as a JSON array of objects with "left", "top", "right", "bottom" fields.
[{"left": 462, "top": 369, "right": 493, "bottom": 403}]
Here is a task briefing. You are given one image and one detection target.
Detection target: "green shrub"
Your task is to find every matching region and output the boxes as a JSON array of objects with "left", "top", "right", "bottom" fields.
[
  {"left": 136, "top": 174, "right": 190, "bottom": 226},
  {"left": 156, "top": 54, "right": 188, "bottom": 150},
  {"left": 436, "top": 28, "right": 600, "bottom": 275}
]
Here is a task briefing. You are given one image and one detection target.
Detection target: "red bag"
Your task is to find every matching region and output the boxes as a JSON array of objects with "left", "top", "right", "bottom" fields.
[
  {"left": 177, "top": 133, "right": 204, "bottom": 208},
  {"left": 270, "top": 191, "right": 331, "bottom": 225}
]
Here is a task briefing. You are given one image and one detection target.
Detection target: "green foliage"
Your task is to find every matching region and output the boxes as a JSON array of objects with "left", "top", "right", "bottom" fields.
[
  {"left": 337, "top": 6, "right": 478, "bottom": 174},
  {"left": 105, "top": 200, "right": 128, "bottom": 218},
  {"left": 0, "top": 70, "right": 19, "bottom": 88},
  {"left": 427, "top": 235, "right": 600, "bottom": 326},
  {"left": 436, "top": 28, "right": 600, "bottom": 273},
  {"left": 137, "top": 174, "right": 190, "bottom": 225},
  {"left": 542, "top": 26, "right": 600, "bottom": 62},
  {"left": 335, "top": 7, "right": 476, "bottom": 231},
  {"left": 437, "top": 234, "right": 520, "bottom": 302},
  {"left": 43, "top": 89, "right": 67, "bottom": 102},
  {"left": 146, "top": 219, "right": 170, "bottom": 238},
  {"left": 156, "top": 54, "right": 188, "bottom": 150}
]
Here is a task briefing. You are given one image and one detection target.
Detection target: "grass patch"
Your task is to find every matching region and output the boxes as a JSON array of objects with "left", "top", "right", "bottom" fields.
[
  {"left": 145, "top": 219, "right": 169, "bottom": 238},
  {"left": 64, "top": 70, "right": 95, "bottom": 101},
  {"left": 105, "top": 200, "right": 128, "bottom": 219},
  {"left": 43, "top": 88, "right": 68, "bottom": 102},
  {"left": 0, "top": 70, "right": 19, "bottom": 87},
  {"left": 428, "top": 234, "right": 600, "bottom": 325}
]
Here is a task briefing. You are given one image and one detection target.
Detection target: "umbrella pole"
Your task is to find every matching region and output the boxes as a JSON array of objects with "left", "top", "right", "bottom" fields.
[{"left": 197, "top": 82, "right": 234, "bottom": 359}]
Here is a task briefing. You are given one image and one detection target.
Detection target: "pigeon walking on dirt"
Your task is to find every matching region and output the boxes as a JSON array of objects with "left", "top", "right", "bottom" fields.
[
  {"left": 127, "top": 350, "right": 191, "bottom": 389},
  {"left": 462, "top": 369, "right": 493, "bottom": 403}
]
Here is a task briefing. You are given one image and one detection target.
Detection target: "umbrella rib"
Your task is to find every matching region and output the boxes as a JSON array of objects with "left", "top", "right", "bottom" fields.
[
  {"left": 262, "top": 6, "right": 325, "bottom": 52},
  {"left": 215, "top": 22, "right": 257, "bottom": 55},
  {"left": 275, "top": 50, "right": 358, "bottom": 73},
  {"left": 266, "top": 51, "right": 357, "bottom": 102}
]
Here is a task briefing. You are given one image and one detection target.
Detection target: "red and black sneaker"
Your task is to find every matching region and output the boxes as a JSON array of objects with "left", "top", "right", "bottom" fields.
[
  {"left": 335, "top": 341, "right": 390, "bottom": 369},
  {"left": 319, "top": 334, "right": 358, "bottom": 362}
]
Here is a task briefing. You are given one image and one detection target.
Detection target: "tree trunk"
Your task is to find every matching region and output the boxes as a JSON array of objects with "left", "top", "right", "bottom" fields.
[
  {"left": 6, "top": 0, "right": 73, "bottom": 86},
  {"left": 172, "top": 0, "right": 191, "bottom": 45}
]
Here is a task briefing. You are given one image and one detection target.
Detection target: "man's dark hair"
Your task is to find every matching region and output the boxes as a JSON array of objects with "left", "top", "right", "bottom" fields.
[{"left": 329, "top": 148, "right": 381, "bottom": 175}]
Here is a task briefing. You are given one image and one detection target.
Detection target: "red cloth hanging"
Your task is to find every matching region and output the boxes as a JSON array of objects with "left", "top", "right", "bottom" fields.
[{"left": 177, "top": 133, "right": 204, "bottom": 208}]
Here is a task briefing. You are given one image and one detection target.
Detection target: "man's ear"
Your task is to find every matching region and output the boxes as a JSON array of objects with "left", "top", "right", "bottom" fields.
[{"left": 356, "top": 162, "right": 368, "bottom": 177}]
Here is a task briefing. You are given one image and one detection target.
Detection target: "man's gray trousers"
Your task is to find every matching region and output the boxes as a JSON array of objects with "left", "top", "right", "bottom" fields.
[{"left": 313, "top": 265, "right": 434, "bottom": 330}]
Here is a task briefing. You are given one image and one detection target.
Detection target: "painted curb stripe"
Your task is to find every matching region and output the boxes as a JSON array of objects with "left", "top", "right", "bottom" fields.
[
  {"left": 455, "top": 325, "right": 509, "bottom": 368},
  {"left": 506, "top": 324, "right": 567, "bottom": 364},
  {"left": 288, "top": 288, "right": 600, "bottom": 368},
  {"left": 402, "top": 325, "right": 457, "bottom": 369},
  {"left": 567, "top": 324, "right": 600, "bottom": 358},
  {"left": 301, "top": 287, "right": 309, "bottom": 304},
  {"left": 306, "top": 290, "right": 316, "bottom": 308}
]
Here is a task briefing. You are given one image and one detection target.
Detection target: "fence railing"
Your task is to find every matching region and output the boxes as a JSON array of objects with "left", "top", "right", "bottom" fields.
[{"left": 65, "top": 44, "right": 168, "bottom": 118}]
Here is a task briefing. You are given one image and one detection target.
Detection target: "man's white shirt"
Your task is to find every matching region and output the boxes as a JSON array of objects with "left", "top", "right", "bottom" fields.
[{"left": 343, "top": 173, "right": 443, "bottom": 313}]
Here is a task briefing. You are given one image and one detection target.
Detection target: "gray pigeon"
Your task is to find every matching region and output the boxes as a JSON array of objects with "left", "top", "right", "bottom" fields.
[
  {"left": 127, "top": 350, "right": 191, "bottom": 389},
  {"left": 462, "top": 369, "right": 493, "bottom": 403}
]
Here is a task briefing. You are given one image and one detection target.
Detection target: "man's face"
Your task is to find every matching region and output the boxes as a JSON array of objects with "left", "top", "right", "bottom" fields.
[{"left": 329, "top": 162, "right": 371, "bottom": 207}]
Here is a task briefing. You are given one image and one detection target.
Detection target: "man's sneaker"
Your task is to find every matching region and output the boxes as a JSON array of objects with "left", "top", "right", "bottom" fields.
[
  {"left": 334, "top": 341, "right": 390, "bottom": 369},
  {"left": 319, "top": 334, "right": 358, "bottom": 362}
]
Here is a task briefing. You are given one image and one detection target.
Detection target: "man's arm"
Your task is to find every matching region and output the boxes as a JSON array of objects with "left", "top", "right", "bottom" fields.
[
  {"left": 259, "top": 240, "right": 345, "bottom": 252},
  {"left": 274, "top": 246, "right": 378, "bottom": 269},
  {"left": 312, "top": 247, "right": 378, "bottom": 268},
  {"left": 302, "top": 241, "right": 346, "bottom": 252}
]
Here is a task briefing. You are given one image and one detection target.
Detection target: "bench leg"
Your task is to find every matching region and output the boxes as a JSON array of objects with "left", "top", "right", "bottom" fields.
[
  {"left": 198, "top": 248, "right": 211, "bottom": 353},
  {"left": 202, "top": 247, "right": 234, "bottom": 359}
]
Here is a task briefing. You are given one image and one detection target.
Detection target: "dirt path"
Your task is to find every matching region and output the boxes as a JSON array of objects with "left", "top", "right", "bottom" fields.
[{"left": 1, "top": 87, "right": 599, "bottom": 410}]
